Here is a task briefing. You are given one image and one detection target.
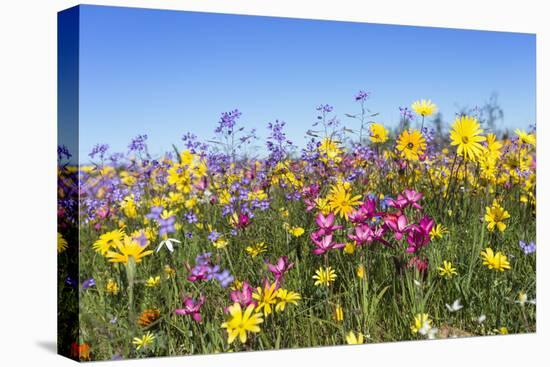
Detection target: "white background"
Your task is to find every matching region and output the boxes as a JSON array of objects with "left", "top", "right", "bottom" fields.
[{"left": 0, "top": 0, "right": 547, "bottom": 366}]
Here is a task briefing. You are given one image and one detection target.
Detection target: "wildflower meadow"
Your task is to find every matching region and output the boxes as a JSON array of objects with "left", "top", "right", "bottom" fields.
[{"left": 57, "top": 95, "right": 536, "bottom": 361}]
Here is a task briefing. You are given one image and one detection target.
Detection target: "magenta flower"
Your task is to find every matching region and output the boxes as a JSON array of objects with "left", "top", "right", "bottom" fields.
[
  {"left": 267, "top": 256, "right": 294, "bottom": 281},
  {"left": 418, "top": 215, "right": 434, "bottom": 234},
  {"left": 403, "top": 189, "right": 423, "bottom": 210},
  {"left": 230, "top": 282, "right": 255, "bottom": 307},
  {"left": 348, "top": 209, "right": 368, "bottom": 224},
  {"left": 405, "top": 216, "right": 433, "bottom": 253},
  {"left": 232, "top": 213, "right": 251, "bottom": 229},
  {"left": 312, "top": 234, "right": 346, "bottom": 255},
  {"left": 348, "top": 224, "right": 374, "bottom": 246},
  {"left": 175, "top": 295, "right": 205, "bottom": 322},
  {"left": 315, "top": 212, "right": 342, "bottom": 235},
  {"left": 388, "top": 189, "right": 423, "bottom": 210},
  {"left": 387, "top": 195, "right": 408, "bottom": 210},
  {"left": 384, "top": 213, "right": 409, "bottom": 240}
]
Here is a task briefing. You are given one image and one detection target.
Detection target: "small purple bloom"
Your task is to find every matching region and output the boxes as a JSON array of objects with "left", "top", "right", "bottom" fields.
[
  {"left": 208, "top": 230, "right": 221, "bottom": 242},
  {"left": 519, "top": 240, "right": 536, "bottom": 254},
  {"left": 355, "top": 90, "right": 370, "bottom": 102},
  {"left": 82, "top": 278, "right": 96, "bottom": 289},
  {"left": 214, "top": 269, "right": 234, "bottom": 288}
]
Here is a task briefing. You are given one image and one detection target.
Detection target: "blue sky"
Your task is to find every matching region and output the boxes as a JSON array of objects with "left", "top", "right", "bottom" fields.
[{"left": 76, "top": 5, "right": 536, "bottom": 161}]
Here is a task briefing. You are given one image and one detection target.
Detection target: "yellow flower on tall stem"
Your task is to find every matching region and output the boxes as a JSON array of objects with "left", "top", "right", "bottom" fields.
[
  {"left": 412, "top": 99, "right": 437, "bottom": 130},
  {"left": 437, "top": 260, "right": 458, "bottom": 278},
  {"left": 481, "top": 247, "right": 511, "bottom": 272},
  {"left": 252, "top": 282, "right": 278, "bottom": 316},
  {"left": 289, "top": 226, "right": 305, "bottom": 237},
  {"left": 484, "top": 133, "right": 502, "bottom": 160},
  {"left": 105, "top": 236, "right": 153, "bottom": 264},
  {"left": 132, "top": 331, "right": 155, "bottom": 350},
  {"left": 221, "top": 303, "right": 263, "bottom": 344},
  {"left": 484, "top": 200, "right": 510, "bottom": 232},
  {"left": 327, "top": 181, "right": 362, "bottom": 220},
  {"left": 245, "top": 242, "right": 268, "bottom": 258},
  {"left": 145, "top": 276, "right": 161, "bottom": 287},
  {"left": 334, "top": 304, "right": 344, "bottom": 321},
  {"left": 106, "top": 279, "right": 119, "bottom": 295},
  {"left": 515, "top": 129, "right": 536, "bottom": 147},
  {"left": 396, "top": 129, "right": 426, "bottom": 161},
  {"left": 318, "top": 137, "right": 343, "bottom": 164},
  {"left": 93, "top": 229, "right": 125, "bottom": 255},
  {"left": 275, "top": 289, "right": 301, "bottom": 312},
  {"left": 346, "top": 331, "right": 364, "bottom": 344},
  {"left": 430, "top": 224, "right": 448, "bottom": 239},
  {"left": 412, "top": 99, "right": 437, "bottom": 117},
  {"left": 369, "top": 123, "right": 389, "bottom": 143},
  {"left": 313, "top": 266, "right": 337, "bottom": 287},
  {"left": 449, "top": 115, "right": 486, "bottom": 161}
]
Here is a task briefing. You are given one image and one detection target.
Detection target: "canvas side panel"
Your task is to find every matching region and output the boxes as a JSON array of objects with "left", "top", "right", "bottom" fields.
[{"left": 57, "top": 5, "right": 82, "bottom": 362}]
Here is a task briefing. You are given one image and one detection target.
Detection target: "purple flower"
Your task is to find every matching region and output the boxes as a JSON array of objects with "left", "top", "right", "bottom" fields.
[
  {"left": 185, "top": 212, "right": 198, "bottom": 224},
  {"left": 214, "top": 269, "right": 234, "bottom": 288},
  {"left": 519, "top": 240, "right": 536, "bottom": 254},
  {"left": 89, "top": 144, "right": 109, "bottom": 160},
  {"left": 399, "top": 106, "right": 414, "bottom": 120},
  {"left": 355, "top": 90, "right": 370, "bottom": 102},
  {"left": 65, "top": 276, "right": 77, "bottom": 288},
  {"left": 316, "top": 104, "right": 333, "bottom": 113},
  {"left": 175, "top": 295, "right": 205, "bottom": 322},
  {"left": 215, "top": 109, "right": 242, "bottom": 134},
  {"left": 145, "top": 206, "right": 163, "bottom": 221},
  {"left": 128, "top": 134, "right": 148, "bottom": 153},
  {"left": 132, "top": 231, "right": 148, "bottom": 247},
  {"left": 82, "top": 278, "right": 96, "bottom": 289},
  {"left": 207, "top": 230, "right": 220, "bottom": 242},
  {"left": 158, "top": 215, "right": 176, "bottom": 237}
]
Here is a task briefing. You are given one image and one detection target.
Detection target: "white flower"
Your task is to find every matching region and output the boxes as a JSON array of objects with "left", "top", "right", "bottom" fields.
[
  {"left": 156, "top": 238, "right": 181, "bottom": 253},
  {"left": 419, "top": 321, "right": 438, "bottom": 339},
  {"left": 445, "top": 299, "right": 463, "bottom": 312},
  {"left": 477, "top": 314, "right": 486, "bottom": 324}
]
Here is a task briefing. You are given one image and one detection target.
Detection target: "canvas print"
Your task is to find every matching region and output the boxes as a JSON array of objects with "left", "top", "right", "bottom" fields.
[{"left": 57, "top": 5, "right": 536, "bottom": 362}]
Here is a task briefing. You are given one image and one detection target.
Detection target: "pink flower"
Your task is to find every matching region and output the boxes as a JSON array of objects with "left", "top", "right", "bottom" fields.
[
  {"left": 348, "top": 209, "right": 368, "bottom": 224},
  {"left": 315, "top": 212, "right": 342, "bottom": 235},
  {"left": 312, "top": 234, "right": 346, "bottom": 255},
  {"left": 407, "top": 256, "right": 428, "bottom": 274},
  {"left": 384, "top": 213, "right": 409, "bottom": 241},
  {"left": 267, "top": 256, "right": 294, "bottom": 281},
  {"left": 403, "top": 189, "right": 423, "bottom": 210},
  {"left": 405, "top": 216, "right": 433, "bottom": 253},
  {"left": 388, "top": 189, "right": 423, "bottom": 210},
  {"left": 348, "top": 224, "right": 374, "bottom": 246},
  {"left": 175, "top": 295, "right": 205, "bottom": 322},
  {"left": 230, "top": 282, "right": 255, "bottom": 307},
  {"left": 418, "top": 215, "right": 434, "bottom": 234},
  {"left": 387, "top": 196, "right": 408, "bottom": 210}
]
